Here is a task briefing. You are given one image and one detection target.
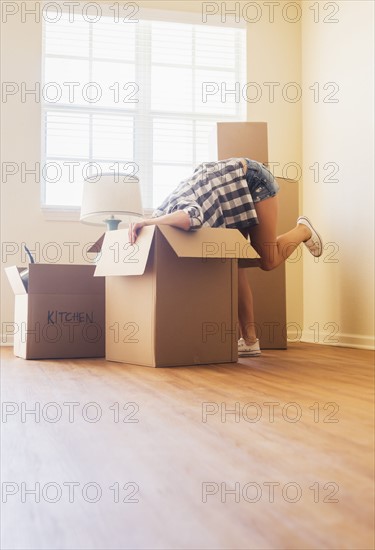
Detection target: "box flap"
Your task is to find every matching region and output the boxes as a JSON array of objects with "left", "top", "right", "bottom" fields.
[
  {"left": 157, "top": 226, "right": 257, "bottom": 260},
  {"left": 5, "top": 266, "right": 28, "bottom": 295},
  {"left": 87, "top": 233, "right": 105, "bottom": 254},
  {"left": 94, "top": 226, "right": 155, "bottom": 276}
]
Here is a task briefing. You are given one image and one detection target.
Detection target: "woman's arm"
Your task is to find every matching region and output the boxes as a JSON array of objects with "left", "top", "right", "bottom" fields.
[{"left": 129, "top": 210, "right": 191, "bottom": 244}]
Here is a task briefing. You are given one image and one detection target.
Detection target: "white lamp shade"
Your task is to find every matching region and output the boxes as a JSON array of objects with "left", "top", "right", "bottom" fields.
[{"left": 80, "top": 174, "right": 143, "bottom": 225}]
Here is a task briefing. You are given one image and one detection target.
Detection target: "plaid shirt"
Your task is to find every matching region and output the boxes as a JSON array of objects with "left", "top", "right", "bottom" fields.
[{"left": 152, "top": 158, "right": 259, "bottom": 230}]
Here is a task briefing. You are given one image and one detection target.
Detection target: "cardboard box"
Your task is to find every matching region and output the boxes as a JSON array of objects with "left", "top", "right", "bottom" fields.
[
  {"left": 217, "top": 122, "right": 299, "bottom": 349},
  {"left": 217, "top": 121, "right": 269, "bottom": 165},
  {"left": 5, "top": 264, "right": 105, "bottom": 359},
  {"left": 94, "top": 225, "right": 257, "bottom": 367}
]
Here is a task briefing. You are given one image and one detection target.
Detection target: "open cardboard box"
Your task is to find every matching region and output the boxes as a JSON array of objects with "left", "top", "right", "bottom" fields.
[
  {"left": 5, "top": 264, "right": 105, "bottom": 359},
  {"left": 94, "top": 225, "right": 258, "bottom": 367}
]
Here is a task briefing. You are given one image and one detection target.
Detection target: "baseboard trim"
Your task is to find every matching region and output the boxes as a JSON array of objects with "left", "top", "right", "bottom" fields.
[
  {"left": 2, "top": 333, "right": 374, "bottom": 351},
  {"left": 1, "top": 335, "right": 13, "bottom": 347},
  {"left": 301, "top": 330, "right": 375, "bottom": 350}
]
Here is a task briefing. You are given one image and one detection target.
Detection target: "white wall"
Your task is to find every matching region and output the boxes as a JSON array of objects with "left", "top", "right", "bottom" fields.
[
  {"left": 301, "top": 0, "right": 374, "bottom": 348},
  {"left": 0, "top": 3, "right": 105, "bottom": 344},
  {"left": 244, "top": 1, "right": 303, "bottom": 339}
]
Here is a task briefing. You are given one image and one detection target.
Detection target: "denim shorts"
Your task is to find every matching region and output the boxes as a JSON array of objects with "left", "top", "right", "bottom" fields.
[{"left": 245, "top": 158, "right": 280, "bottom": 203}]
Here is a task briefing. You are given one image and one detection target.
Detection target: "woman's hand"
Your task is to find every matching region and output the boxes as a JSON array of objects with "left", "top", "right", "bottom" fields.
[{"left": 129, "top": 220, "right": 147, "bottom": 244}]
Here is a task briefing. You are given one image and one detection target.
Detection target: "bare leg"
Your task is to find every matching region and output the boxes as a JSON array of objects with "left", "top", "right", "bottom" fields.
[
  {"left": 238, "top": 268, "right": 257, "bottom": 344},
  {"left": 237, "top": 195, "right": 312, "bottom": 345},
  {"left": 249, "top": 195, "right": 311, "bottom": 271}
]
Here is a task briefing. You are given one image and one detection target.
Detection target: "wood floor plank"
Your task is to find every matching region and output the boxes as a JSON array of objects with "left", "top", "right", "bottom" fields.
[{"left": 1, "top": 343, "right": 374, "bottom": 550}]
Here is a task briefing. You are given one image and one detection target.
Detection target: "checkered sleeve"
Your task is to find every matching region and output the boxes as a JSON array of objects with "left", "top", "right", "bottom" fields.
[
  {"left": 170, "top": 199, "right": 204, "bottom": 230},
  {"left": 151, "top": 198, "right": 204, "bottom": 230}
]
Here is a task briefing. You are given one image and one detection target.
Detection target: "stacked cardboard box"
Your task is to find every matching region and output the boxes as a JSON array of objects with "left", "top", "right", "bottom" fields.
[
  {"left": 217, "top": 122, "right": 299, "bottom": 349},
  {"left": 5, "top": 264, "right": 105, "bottom": 359}
]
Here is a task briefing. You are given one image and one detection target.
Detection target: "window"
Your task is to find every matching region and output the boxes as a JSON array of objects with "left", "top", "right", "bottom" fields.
[{"left": 42, "top": 9, "right": 246, "bottom": 213}]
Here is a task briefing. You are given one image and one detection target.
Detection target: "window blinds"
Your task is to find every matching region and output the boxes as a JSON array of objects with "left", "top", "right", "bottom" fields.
[{"left": 42, "top": 10, "right": 246, "bottom": 209}]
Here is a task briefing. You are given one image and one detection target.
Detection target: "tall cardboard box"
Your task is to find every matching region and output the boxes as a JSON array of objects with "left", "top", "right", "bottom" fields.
[
  {"left": 217, "top": 122, "right": 299, "bottom": 349},
  {"left": 94, "top": 225, "right": 257, "bottom": 367},
  {"left": 5, "top": 264, "right": 105, "bottom": 359}
]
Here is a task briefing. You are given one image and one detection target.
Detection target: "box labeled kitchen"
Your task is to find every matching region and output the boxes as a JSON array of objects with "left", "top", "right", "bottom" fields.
[{"left": 5, "top": 264, "right": 105, "bottom": 359}]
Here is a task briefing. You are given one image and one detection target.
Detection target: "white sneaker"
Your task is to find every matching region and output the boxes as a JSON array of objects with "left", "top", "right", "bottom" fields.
[
  {"left": 297, "top": 216, "right": 323, "bottom": 257},
  {"left": 238, "top": 338, "right": 261, "bottom": 357}
]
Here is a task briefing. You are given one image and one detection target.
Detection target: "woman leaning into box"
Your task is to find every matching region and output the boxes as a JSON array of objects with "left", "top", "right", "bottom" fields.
[{"left": 129, "top": 158, "right": 323, "bottom": 357}]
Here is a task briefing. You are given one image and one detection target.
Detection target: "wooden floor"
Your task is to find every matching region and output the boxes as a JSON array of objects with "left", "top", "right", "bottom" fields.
[{"left": 1, "top": 343, "right": 374, "bottom": 550}]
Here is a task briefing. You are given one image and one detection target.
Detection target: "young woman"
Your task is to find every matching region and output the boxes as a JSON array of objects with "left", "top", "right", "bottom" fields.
[{"left": 129, "top": 158, "right": 323, "bottom": 357}]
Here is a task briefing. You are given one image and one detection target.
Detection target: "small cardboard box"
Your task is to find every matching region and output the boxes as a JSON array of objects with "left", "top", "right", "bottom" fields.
[
  {"left": 94, "top": 225, "right": 257, "bottom": 367},
  {"left": 5, "top": 264, "right": 105, "bottom": 359},
  {"left": 217, "top": 121, "right": 269, "bottom": 165}
]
